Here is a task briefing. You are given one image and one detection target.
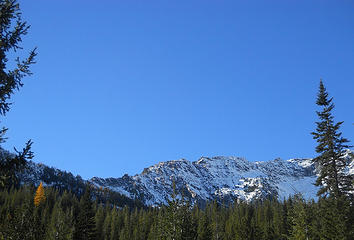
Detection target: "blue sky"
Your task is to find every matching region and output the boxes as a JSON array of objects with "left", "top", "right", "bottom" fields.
[{"left": 3, "top": 0, "right": 354, "bottom": 179}]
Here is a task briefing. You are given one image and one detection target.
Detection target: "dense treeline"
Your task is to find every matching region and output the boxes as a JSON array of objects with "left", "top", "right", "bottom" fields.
[{"left": 0, "top": 184, "right": 353, "bottom": 240}]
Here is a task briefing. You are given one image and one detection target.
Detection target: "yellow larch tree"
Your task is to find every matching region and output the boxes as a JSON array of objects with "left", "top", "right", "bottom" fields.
[{"left": 34, "top": 182, "right": 46, "bottom": 207}]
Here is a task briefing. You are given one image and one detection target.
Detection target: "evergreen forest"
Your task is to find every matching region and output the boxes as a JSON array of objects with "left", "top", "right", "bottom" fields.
[{"left": 0, "top": 183, "right": 353, "bottom": 240}]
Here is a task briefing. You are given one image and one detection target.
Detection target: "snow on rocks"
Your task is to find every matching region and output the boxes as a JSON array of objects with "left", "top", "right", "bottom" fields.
[{"left": 90, "top": 153, "right": 353, "bottom": 205}]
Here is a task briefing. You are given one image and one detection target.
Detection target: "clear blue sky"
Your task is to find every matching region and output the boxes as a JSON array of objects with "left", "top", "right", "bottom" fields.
[{"left": 3, "top": 0, "right": 353, "bottom": 179}]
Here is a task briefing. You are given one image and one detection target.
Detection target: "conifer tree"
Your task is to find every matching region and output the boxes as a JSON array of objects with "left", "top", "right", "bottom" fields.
[
  {"left": 102, "top": 209, "right": 112, "bottom": 240},
  {"left": 95, "top": 204, "right": 105, "bottom": 240},
  {"left": 147, "top": 210, "right": 162, "bottom": 240},
  {"left": 180, "top": 199, "right": 197, "bottom": 240},
  {"left": 318, "top": 196, "right": 348, "bottom": 240},
  {"left": 119, "top": 206, "right": 132, "bottom": 240},
  {"left": 210, "top": 200, "right": 225, "bottom": 240},
  {"left": 0, "top": 0, "right": 37, "bottom": 189},
  {"left": 259, "top": 200, "right": 275, "bottom": 240},
  {"left": 34, "top": 182, "right": 46, "bottom": 207},
  {"left": 311, "top": 80, "right": 352, "bottom": 198},
  {"left": 289, "top": 196, "right": 309, "bottom": 240},
  {"left": 46, "top": 200, "right": 74, "bottom": 240},
  {"left": 73, "top": 186, "right": 97, "bottom": 240},
  {"left": 197, "top": 211, "right": 211, "bottom": 240},
  {"left": 158, "top": 182, "right": 183, "bottom": 240},
  {"left": 158, "top": 181, "right": 196, "bottom": 240}
]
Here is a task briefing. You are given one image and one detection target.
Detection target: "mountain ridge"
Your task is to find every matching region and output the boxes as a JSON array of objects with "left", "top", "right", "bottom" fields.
[
  {"left": 7, "top": 148, "right": 353, "bottom": 206},
  {"left": 90, "top": 151, "right": 353, "bottom": 205}
]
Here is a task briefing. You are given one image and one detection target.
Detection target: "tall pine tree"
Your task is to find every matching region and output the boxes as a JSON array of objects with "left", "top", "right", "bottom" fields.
[
  {"left": 311, "top": 80, "right": 352, "bottom": 198},
  {"left": 289, "top": 195, "right": 309, "bottom": 240},
  {"left": 73, "top": 185, "right": 97, "bottom": 240},
  {"left": 0, "top": 0, "right": 37, "bottom": 189}
]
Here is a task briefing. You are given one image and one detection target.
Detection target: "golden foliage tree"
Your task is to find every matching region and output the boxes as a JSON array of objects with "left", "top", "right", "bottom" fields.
[{"left": 34, "top": 182, "right": 46, "bottom": 207}]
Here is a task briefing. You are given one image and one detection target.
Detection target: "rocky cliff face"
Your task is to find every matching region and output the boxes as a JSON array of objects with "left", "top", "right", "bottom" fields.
[{"left": 90, "top": 151, "right": 353, "bottom": 206}]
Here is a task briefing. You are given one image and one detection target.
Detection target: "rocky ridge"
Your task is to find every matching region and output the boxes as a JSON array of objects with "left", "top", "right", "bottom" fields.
[{"left": 90, "top": 151, "right": 353, "bottom": 205}]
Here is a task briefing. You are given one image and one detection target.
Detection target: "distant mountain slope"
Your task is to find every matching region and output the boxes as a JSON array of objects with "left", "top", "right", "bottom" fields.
[
  {"left": 5, "top": 147, "right": 352, "bottom": 206},
  {"left": 90, "top": 151, "right": 353, "bottom": 206},
  {"left": 17, "top": 160, "right": 144, "bottom": 208},
  {"left": 0, "top": 146, "right": 142, "bottom": 208}
]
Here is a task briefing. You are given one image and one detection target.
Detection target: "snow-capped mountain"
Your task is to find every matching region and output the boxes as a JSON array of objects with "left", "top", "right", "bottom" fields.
[
  {"left": 90, "top": 152, "right": 353, "bottom": 206},
  {"left": 6, "top": 145, "right": 352, "bottom": 206}
]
